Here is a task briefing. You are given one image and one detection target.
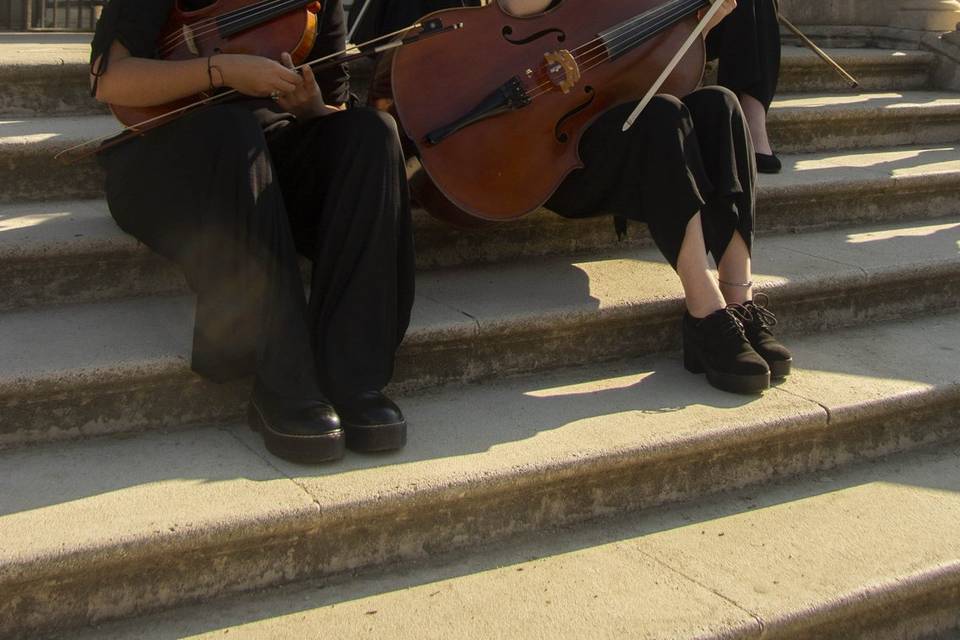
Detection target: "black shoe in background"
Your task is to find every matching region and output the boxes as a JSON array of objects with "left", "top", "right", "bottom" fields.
[
  {"left": 683, "top": 307, "right": 771, "bottom": 394},
  {"left": 755, "top": 153, "right": 782, "bottom": 174},
  {"left": 740, "top": 295, "right": 793, "bottom": 379},
  {"left": 248, "top": 380, "right": 344, "bottom": 463},
  {"left": 333, "top": 391, "right": 407, "bottom": 453}
]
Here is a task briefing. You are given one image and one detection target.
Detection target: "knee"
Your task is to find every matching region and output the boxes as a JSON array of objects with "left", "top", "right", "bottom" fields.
[
  {"left": 337, "top": 106, "right": 402, "bottom": 152},
  {"left": 687, "top": 86, "right": 742, "bottom": 117},
  {"left": 189, "top": 105, "right": 269, "bottom": 156},
  {"left": 645, "top": 94, "right": 689, "bottom": 122}
]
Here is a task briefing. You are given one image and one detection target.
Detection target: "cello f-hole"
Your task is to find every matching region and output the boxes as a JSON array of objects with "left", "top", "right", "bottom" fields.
[
  {"left": 554, "top": 86, "right": 595, "bottom": 143},
  {"left": 501, "top": 25, "right": 566, "bottom": 45}
]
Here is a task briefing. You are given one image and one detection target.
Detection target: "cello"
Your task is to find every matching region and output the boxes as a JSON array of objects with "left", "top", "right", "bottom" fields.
[{"left": 390, "top": 0, "right": 724, "bottom": 223}]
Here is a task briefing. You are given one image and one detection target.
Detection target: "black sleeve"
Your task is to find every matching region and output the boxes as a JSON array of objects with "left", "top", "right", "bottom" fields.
[
  {"left": 310, "top": 0, "right": 351, "bottom": 105},
  {"left": 90, "top": 0, "right": 175, "bottom": 95}
]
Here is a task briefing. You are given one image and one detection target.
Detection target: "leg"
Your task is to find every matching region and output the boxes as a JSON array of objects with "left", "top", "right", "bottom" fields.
[
  {"left": 740, "top": 93, "right": 772, "bottom": 155},
  {"left": 677, "top": 215, "right": 727, "bottom": 318},
  {"left": 270, "top": 107, "right": 415, "bottom": 451},
  {"left": 683, "top": 86, "right": 756, "bottom": 280},
  {"left": 548, "top": 97, "right": 769, "bottom": 393},
  {"left": 718, "top": 231, "right": 754, "bottom": 304},
  {"left": 684, "top": 88, "right": 792, "bottom": 376},
  {"left": 102, "top": 105, "right": 343, "bottom": 462}
]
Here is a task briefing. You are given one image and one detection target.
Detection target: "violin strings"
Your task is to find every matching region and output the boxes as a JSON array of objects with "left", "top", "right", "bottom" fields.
[
  {"left": 159, "top": 0, "right": 288, "bottom": 49},
  {"left": 158, "top": 0, "right": 305, "bottom": 49},
  {"left": 525, "top": 0, "right": 702, "bottom": 101},
  {"left": 159, "top": 0, "right": 305, "bottom": 54},
  {"left": 159, "top": 0, "right": 309, "bottom": 54},
  {"left": 524, "top": 0, "right": 698, "bottom": 99},
  {"left": 55, "top": 24, "right": 421, "bottom": 162}
]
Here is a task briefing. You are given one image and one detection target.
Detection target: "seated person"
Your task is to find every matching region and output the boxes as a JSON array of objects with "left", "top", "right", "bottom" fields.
[
  {"left": 706, "top": 0, "right": 783, "bottom": 173},
  {"left": 90, "top": 0, "right": 414, "bottom": 463},
  {"left": 385, "top": 0, "right": 794, "bottom": 394}
]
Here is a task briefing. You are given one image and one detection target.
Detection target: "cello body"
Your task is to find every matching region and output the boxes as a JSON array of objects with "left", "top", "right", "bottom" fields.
[{"left": 391, "top": 0, "right": 707, "bottom": 222}]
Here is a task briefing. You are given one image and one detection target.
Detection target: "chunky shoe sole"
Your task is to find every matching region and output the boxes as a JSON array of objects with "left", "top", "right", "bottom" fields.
[
  {"left": 344, "top": 420, "right": 407, "bottom": 453},
  {"left": 769, "top": 358, "right": 793, "bottom": 380},
  {"left": 683, "top": 349, "right": 771, "bottom": 395},
  {"left": 248, "top": 404, "right": 345, "bottom": 463}
]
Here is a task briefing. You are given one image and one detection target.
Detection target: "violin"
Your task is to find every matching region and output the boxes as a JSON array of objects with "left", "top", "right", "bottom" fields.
[
  {"left": 391, "top": 0, "right": 712, "bottom": 223},
  {"left": 110, "top": 0, "right": 322, "bottom": 129}
]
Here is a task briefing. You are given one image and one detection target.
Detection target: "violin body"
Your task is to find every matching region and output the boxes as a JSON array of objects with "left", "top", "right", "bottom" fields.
[
  {"left": 111, "top": 0, "right": 322, "bottom": 128},
  {"left": 391, "top": 0, "right": 707, "bottom": 222}
]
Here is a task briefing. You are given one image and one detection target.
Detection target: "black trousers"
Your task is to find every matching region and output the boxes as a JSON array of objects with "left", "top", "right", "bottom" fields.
[
  {"left": 705, "top": 0, "right": 782, "bottom": 110},
  {"left": 547, "top": 87, "right": 756, "bottom": 268},
  {"left": 99, "top": 106, "right": 414, "bottom": 402}
]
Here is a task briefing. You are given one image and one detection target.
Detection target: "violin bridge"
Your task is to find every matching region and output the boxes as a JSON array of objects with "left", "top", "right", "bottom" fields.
[{"left": 544, "top": 50, "right": 581, "bottom": 94}]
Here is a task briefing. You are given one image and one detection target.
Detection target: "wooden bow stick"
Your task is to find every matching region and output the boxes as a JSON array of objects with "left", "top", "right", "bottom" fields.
[{"left": 779, "top": 14, "right": 860, "bottom": 89}]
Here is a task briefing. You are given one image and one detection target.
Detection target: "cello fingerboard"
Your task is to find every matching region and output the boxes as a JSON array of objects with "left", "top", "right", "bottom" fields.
[{"left": 598, "top": 0, "right": 705, "bottom": 60}]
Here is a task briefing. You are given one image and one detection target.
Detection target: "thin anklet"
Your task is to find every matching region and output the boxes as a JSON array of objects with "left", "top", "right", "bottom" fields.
[{"left": 719, "top": 278, "right": 753, "bottom": 288}]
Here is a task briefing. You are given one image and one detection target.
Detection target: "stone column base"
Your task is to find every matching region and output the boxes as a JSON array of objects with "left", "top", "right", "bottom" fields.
[{"left": 891, "top": 0, "right": 960, "bottom": 31}]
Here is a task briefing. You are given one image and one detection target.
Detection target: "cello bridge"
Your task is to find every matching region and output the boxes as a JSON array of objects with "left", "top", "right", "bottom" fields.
[{"left": 544, "top": 49, "right": 581, "bottom": 94}]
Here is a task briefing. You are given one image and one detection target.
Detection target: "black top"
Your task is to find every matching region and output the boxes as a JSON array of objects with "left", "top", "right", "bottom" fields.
[{"left": 90, "top": 0, "right": 350, "bottom": 111}]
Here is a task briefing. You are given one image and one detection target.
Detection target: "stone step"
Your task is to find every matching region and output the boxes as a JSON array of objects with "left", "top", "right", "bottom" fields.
[
  {"left": 768, "top": 90, "right": 960, "bottom": 153},
  {"left": 0, "top": 38, "right": 937, "bottom": 118},
  {"left": 3, "top": 145, "right": 959, "bottom": 310},
  {"left": 5, "top": 89, "right": 959, "bottom": 203},
  {"left": 0, "top": 32, "right": 103, "bottom": 118},
  {"left": 774, "top": 46, "right": 936, "bottom": 92},
  {"left": 2, "top": 311, "right": 959, "bottom": 638},
  {"left": 2, "top": 218, "right": 959, "bottom": 450},
  {"left": 65, "top": 442, "right": 960, "bottom": 640}
]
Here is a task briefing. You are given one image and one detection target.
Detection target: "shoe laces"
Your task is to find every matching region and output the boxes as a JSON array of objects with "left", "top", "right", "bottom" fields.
[
  {"left": 703, "top": 305, "right": 753, "bottom": 339},
  {"left": 744, "top": 293, "right": 778, "bottom": 329}
]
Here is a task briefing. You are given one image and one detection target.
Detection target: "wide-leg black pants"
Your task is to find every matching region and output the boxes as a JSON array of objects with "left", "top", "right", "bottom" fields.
[
  {"left": 705, "top": 0, "right": 782, "bottom": 111},
  {"left": 99, "top": 105, "right": 414, "bottom": 402},
  {"left": 547, "top": 87, "right": 756, "bottom": 268}
]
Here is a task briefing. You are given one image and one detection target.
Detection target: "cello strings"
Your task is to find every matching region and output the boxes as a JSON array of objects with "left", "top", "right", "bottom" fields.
[
  {"left": 567, "top": 0, "right": 692, "bottom": 57},
  {"left": 523, "top": 0, "right": 700, "bottom": 98},
  {"left": 525, "top": 0, "right": 702, "bottom": 100}
]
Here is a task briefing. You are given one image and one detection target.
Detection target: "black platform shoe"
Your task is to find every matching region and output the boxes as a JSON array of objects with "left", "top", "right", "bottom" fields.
[
  {"left": 248, "top": 381, "right": 344, "bottom": 463},
  {"left": 333, "top": 391, "right": 407, "bottom": 453},
  {"left": 740, "top": 295, "right": 793, "bottom": 379},
  {"left": 683, "top": 307, "right": 771, "bottom": 394},
  {"left": 755, "top": 152, "right": 782, "bottom": 174}
]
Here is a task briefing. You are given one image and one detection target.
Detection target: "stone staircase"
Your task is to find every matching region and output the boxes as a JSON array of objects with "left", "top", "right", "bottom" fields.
[{"left": 1, "top": 35, "right": 959, "bottom": 638}]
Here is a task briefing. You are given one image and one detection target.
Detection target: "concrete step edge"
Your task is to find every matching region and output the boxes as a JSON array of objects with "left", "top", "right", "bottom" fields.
[
  {"left": 0, "top": 45, "right": 936, "bottom": 117},
  {"left": 2, "top": 312, "right": 959, "bottom": 637},
  {"left": 5, "top": 90, "right": 960, "bottom": 204},
  {"left": 3, "top": 144, "right": 960, "bottom": 311},
  {"left": 61, "top": 443, "right": 960, "bottom": 640},
  {"left": 2, "top": 217, "right": 959, "bottom": 448}
]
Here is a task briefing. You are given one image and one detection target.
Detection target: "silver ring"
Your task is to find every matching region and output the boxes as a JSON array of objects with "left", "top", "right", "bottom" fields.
[{"left": 270, "top": 91, "right": 280, "bottom": 101}]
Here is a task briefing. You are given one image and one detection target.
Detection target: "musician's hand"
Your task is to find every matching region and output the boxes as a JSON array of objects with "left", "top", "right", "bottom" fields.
[
  {"left": 214, "top": 54, "right": 303, "bottom": 97},
  {"left": 701, "top": 0, "right": 737, "bottom": 36},
  {"left": 276, "top": 52, "right": 336, "bottom": 120}
]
